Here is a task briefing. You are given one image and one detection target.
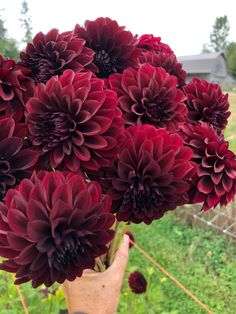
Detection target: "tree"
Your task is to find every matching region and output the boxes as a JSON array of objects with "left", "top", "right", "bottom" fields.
[
  {"left": 209, "top": 15, "right": 230, "bottom": 52},
  {"left": 20, "top": 0, "right": 32, "bottom": 44},
  {"left": 0, "top": 10, "right": 19, "bottom": 60},
  {"left": 226, "top": 42, "right": 236, "bottom": 79}
]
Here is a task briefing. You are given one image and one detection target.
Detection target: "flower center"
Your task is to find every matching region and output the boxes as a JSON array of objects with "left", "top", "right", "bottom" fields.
[
  {"left": 94, "top": 49, "right": 117, "bottom": 78},
  {"left": 29, "top": 57, "right": 55, "bottom": 84},
  {"left": 53, "top": 236, "right": 82, "bottom": 272},
  {"left": 143, "top": 99, "right": 171, "bottom": 123},
  {"left": 35, "top": 112, "right": 76, "bottom": 151},
  {"left": 203, "top": 107, "right": 225, "bottom": 129},
  {"left": 122, "top": 177, "right": 164, "bottom": 211}
]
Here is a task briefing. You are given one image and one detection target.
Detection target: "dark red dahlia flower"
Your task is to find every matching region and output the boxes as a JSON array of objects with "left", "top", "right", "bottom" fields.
[
  {"left": 138, "top": 51, "right": 186, "bottom": 88},
  {"left": 0, "top": 55, "right": 35, "bottom": 122},
  {"left": 183, "top": 78, "right": 230, "bottom": 131},
  {"left": 137, "top": 34, "right": 173, "bottom": 55},
  {"left": 73, "top": 17, "right": 139, "bottom": 78},
  {"left": 179, "top": 122, "right": 236, "bottom": 211},
  {"left": 102, "top": 125, "right": 195, "bottom": 224},
  {"left": 18, "top": 29, "right": 95, "bottom": 84},
  {"left": 0, "top": 115, "right": 38, "bottom": 201},
  {"left": 26, "top": 69, "right": 124, "bottom": 172},
  {"left": 0, "top": 171, "right": 115, "bottom": 287},
  {"left": 128, "top": 271, "right": 147, "bottom": 294},
  {"left": 109, "top": 63, "right": 187, "bottom": 132}
]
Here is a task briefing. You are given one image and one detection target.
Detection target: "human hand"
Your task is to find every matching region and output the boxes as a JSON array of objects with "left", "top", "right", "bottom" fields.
[{"left": 62, "top": 234, "right": 130, "bottom": 314}]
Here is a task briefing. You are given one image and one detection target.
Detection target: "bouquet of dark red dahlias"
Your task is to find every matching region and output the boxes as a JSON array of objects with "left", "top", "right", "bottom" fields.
[{"left": 0, "top": 17, "right": 235, "bottom": 289}]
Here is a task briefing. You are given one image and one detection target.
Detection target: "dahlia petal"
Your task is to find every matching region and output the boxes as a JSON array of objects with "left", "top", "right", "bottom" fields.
[
  {"left": 10, "top": 149, "right": 39, "bottom": 170},
  {"left": 30, "top": 253, "right": 47, "bottom": 271},
  {"left": 65, "top": 154, "right": 80, "bottom": 172},
  {"left": 222, "top": 175, "right": 233, "bottom": 192},
  {"left": 79, "top": 121, "right": 102, "bottom": 135},
  {"left": 225, "top": 168, "right": 236, "bottom": 179},
  {"left": 50, "top": 200, "right": 73, "bottom": 223},
  {"left": 74, "top": 190, "right": 93, "bottom": 212},
  {"left": 43, "top": 172, "right": 64, "bottom": 207},
  {"left": 72, "top": 133, "right": 84, "bottom": 146},
  {"left": 0, "top": 247, "right": 18, "bottom": 258},
  {"left": 0, "top": 137, "right": 23, "bottom": 158},
  {"left": 214, "top": 183, "right": 226, "bottom": 197},
  {"left": 172, "top": 162, "right": 192, "bottom": 179},
  {"left": 8, "top": 209, "right": 27, "bottom": 234},
  {"left": 211, "top": 172, "right": 223, "bottom": 185},
  {"left": 14, "top": 276, "right": 31, "bottom": 285},
  {"left": 32, "top": 268, "right": 51, "bottom": 288},
  {"left": 73, "top": 146, "right": 91, "bottom": 161},
  {"left": 36, "top": 237, "right": 54, "bottom": 253},
  {"left": 206, "top": 193, "right": 220, "bottom": 210},
  {"left": 214, "top": 160, "right": 225, "bottom": 173},
  {"left": 198, "top": 177, "right": 213, "bottom": 194},
  {"left": 51, "top": 146, "right": 65, "bottom": 167},
  {"left": 6, "top": 192, "right": 28, "bottom": 214},
  {"left": 0, "top": 116, "right": 15, "bottom": 139},
  {"left": 18, "top": 179, "right": 34, "bottom": 202},
  {"left": 7, "top": 232, "right": 30, "bottom": 250},
  {"left": 85, "top": 136, "right": 108, "bottom": 149},
  {"left": 52, "top": 184, "right": 73, "bottom": 208},
  {"left": 158, "top": 150, "right": 175, "bottom": 173},
  {"left": 28, "top": 221, "right": 51, "bottom": 242},
  {"left": 15, "top": 244, "right": 37, "bottom": 265}
]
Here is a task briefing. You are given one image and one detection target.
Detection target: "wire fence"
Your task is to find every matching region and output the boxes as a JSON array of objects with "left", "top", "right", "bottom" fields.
[{"left": 178, "top": 201, "right": 236, "bottom": 240}]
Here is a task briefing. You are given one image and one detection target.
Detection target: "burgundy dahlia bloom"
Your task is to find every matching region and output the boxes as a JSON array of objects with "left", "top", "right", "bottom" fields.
[
  {"left": 0, "top": 115, "right": 38, "bottom": 201},
  {"left": 102, "top": 125, "right": 195, "bottom": 224},
  {"left": 18, "top": 29, "right": 95, "bottom": 84},
  {"left": 73, "top": 17, "right": 139, "bottom": 78},
  {"left": 26, "top": 69, "right": 124, "bottom": 172},
  {"left": 180, "top": 122, "right": 236, "bottom": 211},
  {"left": 0, "top": 171, "right": 115, "bottom": 287},
  {"left": 128, "top": 271, "right": 147, "bottom": 294},
  {"left": 109, "top": 63, "right": 187, "bottom": 132},
  {"left": 0, "top": 55, "right": 35, "bottom": 122},
  {"left": 137, "top": 34, "right": 173, "bottom": 55},
  {"left": 183, "top": 78, "right": 230, "bottom": 132},
  {"left": 138, "top": 51, "right": 186, "bottom": 88}
]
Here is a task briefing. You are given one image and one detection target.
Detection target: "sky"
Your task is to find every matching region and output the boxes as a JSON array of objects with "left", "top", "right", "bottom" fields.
[{"left": 1, "top": 0, "right": 236, "bottom": 57}]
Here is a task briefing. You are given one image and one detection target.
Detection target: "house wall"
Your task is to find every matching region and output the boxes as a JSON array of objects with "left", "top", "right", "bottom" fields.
[{"left": 186, "top": 73, "right": 211, "bottom": 83}]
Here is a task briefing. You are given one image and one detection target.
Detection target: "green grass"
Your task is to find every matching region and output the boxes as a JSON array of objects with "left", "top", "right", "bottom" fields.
[
  {"left": 224, "top": 93, "right": 236, "bottom": 152},
  {"left": 118, "top": 212, "right": 236, "bottom": 314}
]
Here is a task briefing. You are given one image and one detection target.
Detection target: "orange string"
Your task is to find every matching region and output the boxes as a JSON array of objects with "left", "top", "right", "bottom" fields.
[
  {"left": 11, "top": 274, "right": 29, "bottom": 314},
  {"left": 129, "top": 239, "right": 214, "bottom": 314}
]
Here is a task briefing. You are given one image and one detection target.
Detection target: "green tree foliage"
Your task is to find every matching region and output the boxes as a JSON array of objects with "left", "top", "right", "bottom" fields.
[
  {"left": 209, "top": 15, "right": 230, "bottom": 52},
  {"left": 226, "top": 42, "right": 236, "bottom": 79},
  {"left": 0, "top": 10, "right": 19, "bottom": 60},
  {"left": 19, "top": 0, "right": 32, "bottom": 44}
]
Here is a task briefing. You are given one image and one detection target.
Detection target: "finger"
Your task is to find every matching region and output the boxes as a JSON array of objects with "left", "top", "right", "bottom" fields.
[{"left": 109, "top": 234, "right": 129, "bottom": 272}]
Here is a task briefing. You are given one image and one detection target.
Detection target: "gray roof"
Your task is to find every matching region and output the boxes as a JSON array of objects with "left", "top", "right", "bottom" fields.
[{"left": 177, "top": 52, "right": 226, "bottom": 74}]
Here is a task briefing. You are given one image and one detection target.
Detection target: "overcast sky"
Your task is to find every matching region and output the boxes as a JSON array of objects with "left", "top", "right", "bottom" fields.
[{"left": 1, "top": 0, "right": 236, "bottom": 57}]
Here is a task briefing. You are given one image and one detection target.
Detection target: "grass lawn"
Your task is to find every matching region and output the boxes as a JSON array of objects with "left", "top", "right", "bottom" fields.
[
  {"left": 224, "top": 92, "right": 236, "bottom": 151},
  {"left": 118, "top": 212, "right": 236, "bottom": 314}
]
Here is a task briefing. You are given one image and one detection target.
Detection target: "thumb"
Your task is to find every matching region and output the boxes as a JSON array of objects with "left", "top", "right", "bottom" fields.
[{"left": 109, "top": 234, "right": 129, "bottom": 272}]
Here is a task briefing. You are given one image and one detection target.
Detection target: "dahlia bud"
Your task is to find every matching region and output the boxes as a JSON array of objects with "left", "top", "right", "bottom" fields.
[{"left": 128, "top": 271, "right": 147, "bottom": 294}]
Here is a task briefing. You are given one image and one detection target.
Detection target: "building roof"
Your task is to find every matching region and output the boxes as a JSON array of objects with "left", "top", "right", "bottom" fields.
[{"left": 177, "top": 52, "right": 226, "bottom": 74}]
